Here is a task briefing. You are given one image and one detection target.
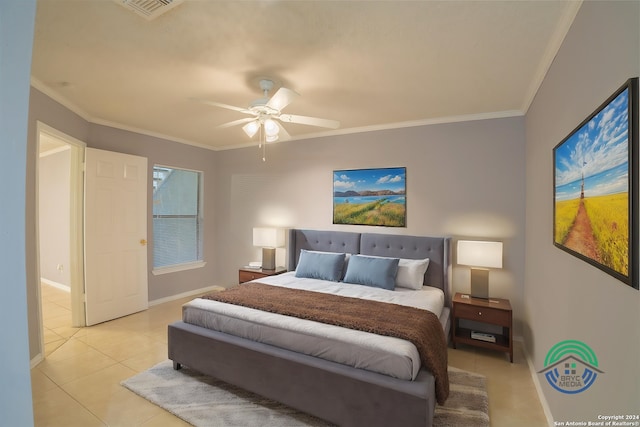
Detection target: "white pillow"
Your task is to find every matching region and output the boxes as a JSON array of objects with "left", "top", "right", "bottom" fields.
[{"left": 395, "top": 258, "right": 430, "bottom": 290}]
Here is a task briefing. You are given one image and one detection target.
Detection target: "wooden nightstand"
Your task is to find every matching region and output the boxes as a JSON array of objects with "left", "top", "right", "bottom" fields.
[
  {"left": 238, "top": 267, "right": 287, "bottom": 284},
  {"left": 451, "top": 292, "right": 513, "bottom": 362}
]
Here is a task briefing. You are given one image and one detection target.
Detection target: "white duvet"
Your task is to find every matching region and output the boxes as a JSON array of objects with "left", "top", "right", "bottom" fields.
[{"left": 182, "top": 272, "right": 445, "bottom": 380}]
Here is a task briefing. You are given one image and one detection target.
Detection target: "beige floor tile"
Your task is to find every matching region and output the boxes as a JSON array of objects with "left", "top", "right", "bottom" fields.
[
  {"left": 51, "top": 325, "right": 82, "bottom": 339},
  {"left": 120, "top": 341, "right": 169, "bottom": 372},
  {"left": 62, "top": 364, "right": 161, "bottom": 426},
  {"left": 43, "top": 328, "right": 65, "bottom": 344},
  {"left": 49, "top": 295, "right": 71, "bottom": 310},
  {"left": 30, "top": 368, "right": 59, "bottom": 398},
  {"left": 32, "top": 386, "right": 105, "bottom": 427},
  {"left": 36, "top": 348, "right": 118, "bottom": 385},
  {"left": 44, "top": 339, "right": 66, "bottom": 357},
  {"left": 76, "top": 328, "right": 134, "bottom": 347},
  {"left": 45, "top": 338, "right": 93, "bottom": 362},
  {"left": 447, "top": 346, "right": 478, "bottom": 372},
  {"left": 86, "top": 388, "right": 163, "bottom": 427},
  {"left": 61, "top": 363, "right": 138, "bottom": 409},
  {"left": 43, "top": 312, "right": 72, "bottom": 330},
  {"left": 42, "top": 303, "right": 70, "bottom": 321},
  {"left": 83, "top": 332, "right": 163, "bottom": 362},
  {"left": 140, "top": 410, "right": 193, "bottom": 427}
]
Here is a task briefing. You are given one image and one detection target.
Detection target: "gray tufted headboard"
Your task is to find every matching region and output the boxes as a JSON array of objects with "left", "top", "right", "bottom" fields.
[{"left": 288, "top": 229, "right": 452, "bottom": 306}]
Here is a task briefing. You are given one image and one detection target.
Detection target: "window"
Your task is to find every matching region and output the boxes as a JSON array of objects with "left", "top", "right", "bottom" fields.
[{"left": 152, "top": 165, "right": 203, "bottom": 271}]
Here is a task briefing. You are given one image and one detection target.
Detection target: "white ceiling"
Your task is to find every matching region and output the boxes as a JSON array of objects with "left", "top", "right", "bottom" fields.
[{"left": 31, "top": 0, "right": 581, "bottom": 151}]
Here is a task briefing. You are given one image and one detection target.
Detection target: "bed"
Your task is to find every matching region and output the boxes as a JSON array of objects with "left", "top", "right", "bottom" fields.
[{"left": 168, "top": 229, "right": 452, "bottom": 427}]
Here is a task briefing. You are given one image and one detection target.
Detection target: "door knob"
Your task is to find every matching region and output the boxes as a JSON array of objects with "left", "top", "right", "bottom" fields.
[{"left": 140, "top": 239, "right": 147, "bottom": 246}]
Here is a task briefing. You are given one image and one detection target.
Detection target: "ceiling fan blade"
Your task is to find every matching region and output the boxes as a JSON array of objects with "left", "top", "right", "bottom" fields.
[
  {"left": 276, "top": 121, "right": 291, "bottom": 141},
  {"left": 266, "top": 87, "right": 299, "bottom": 112},
  {"left": 278, "top": 114, "right": 340, "bottom": 129},
  {"left": 191, "top": 98, "right": 253, "bottom": 115},
  {"left": 217, "top": 117, "right": 255, "bottom": 129}
]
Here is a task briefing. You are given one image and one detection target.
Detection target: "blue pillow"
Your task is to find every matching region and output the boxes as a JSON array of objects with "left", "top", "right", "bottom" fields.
[
  {"left": 343, "top": 255, "right": 400, "bottom": 290},
  {"left": 295, "top": 250, "right": 345, "bottom": 282}
]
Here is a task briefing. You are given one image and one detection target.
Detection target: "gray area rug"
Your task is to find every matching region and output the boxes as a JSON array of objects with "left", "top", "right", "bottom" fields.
[{"left": 122, "top": 360, "right": 489, "bottom": 427}]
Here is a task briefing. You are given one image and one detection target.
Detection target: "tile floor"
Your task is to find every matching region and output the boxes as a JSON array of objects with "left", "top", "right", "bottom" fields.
[{"left": 32, "top": 283, "right": 549, "bottom": 426}]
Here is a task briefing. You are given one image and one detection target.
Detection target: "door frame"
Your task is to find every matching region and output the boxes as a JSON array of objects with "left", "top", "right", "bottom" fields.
[{"left": 35, "top": 122, "right": 86, "bottom": 344}]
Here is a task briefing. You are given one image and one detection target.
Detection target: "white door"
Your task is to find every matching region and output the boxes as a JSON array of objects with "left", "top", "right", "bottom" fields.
[{"left": 84, "top": 148, "right": 148, "bottom": 326}]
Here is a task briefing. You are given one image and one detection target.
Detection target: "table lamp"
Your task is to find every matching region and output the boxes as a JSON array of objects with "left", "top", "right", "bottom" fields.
[
  {"left": 457, "top": 240, "right": 503, "bottom": 299},
  {"left": 253, "top": 227, "right": 285, "bottom": 270}
]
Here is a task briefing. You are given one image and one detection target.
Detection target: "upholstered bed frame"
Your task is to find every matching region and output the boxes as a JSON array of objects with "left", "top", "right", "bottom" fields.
[{"left": 168, "top": 229, "right": 451, "bottom": 427}]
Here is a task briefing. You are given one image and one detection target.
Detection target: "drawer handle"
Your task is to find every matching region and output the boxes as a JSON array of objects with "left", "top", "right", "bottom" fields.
[{"left": 478, "top": 311, "right": 482, "bottom": 316}]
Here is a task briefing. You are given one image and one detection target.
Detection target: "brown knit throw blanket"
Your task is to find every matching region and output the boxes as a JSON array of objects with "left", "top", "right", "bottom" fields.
[{"left": 202, "top": 282, "right": 449, "bottom": 404}]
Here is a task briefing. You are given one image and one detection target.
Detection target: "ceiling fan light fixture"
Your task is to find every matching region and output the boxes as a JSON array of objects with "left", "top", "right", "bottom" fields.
[
  {"left": 266, "top": 134, "right": 279, "bottom": 143},
  {"left": 242, "top": 120, "right": 259, "bottom": 138},
  {"left": 263, "top": 118, "right": 279, "bottom": 137}
]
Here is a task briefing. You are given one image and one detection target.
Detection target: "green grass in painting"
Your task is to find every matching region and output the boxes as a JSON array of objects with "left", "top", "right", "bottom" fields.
[
  {"left": 334, "top": 199, "right": 405, "bottom": 227},
  {"left": 583, "top": 193, "right": 629, "bottom": 275}
]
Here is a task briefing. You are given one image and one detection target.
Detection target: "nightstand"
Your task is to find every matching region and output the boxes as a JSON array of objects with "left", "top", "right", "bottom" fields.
[
  {"left": 238, "top": 267, "right": 287, "bottom": 284},
  {"left": 451, "top": 292, "right": 513, "bottom": 362}
]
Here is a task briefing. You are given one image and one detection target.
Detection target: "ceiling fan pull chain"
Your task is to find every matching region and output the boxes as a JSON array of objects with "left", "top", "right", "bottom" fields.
[{"left": 259, "top": 125, "right": 267, "bottom": 162}]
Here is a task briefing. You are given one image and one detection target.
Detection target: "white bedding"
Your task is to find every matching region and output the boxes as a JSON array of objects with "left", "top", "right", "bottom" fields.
[{"left": 182, "top": 272, "right": 445, "bottom": 380}]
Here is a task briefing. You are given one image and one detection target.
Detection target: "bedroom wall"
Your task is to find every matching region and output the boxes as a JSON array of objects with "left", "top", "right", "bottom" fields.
[
  {"left": 25, "top": 88, "right": 219, "bottom": 360},
  {"left": 38, "top": 148, "right": 72, "bottom": 288},
  {"left": 524, "top": 1, "right": 639, "bottom": 422},
  {"left": 87, "top": 124, "right": 219, "bottom": 301},
  {"left": 214, "top": 117, "right": 527, "bottom": 332},
  {"left": 26, "top": 89, "right": 90, "bottom": 360}
]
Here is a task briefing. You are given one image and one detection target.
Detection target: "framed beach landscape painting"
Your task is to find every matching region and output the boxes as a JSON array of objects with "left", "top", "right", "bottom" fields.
[
  {"left": 553, "top": 77, "right": 638, "bottom": 289},
  {"left": 333, "top": 167, "right": 406, "bottom": 227}
]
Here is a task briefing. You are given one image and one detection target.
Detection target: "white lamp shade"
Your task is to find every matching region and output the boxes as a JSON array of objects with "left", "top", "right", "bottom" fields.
[
  {"left": 264, "top": 119, "right": 280, "bottom": 136},
  {"left": 242, "top": 121, "right": 259, "bottom": 138},
  {"left": 457, "top": 240, "right": 503, "bottom": 268},
  {"left": 253, "top": 227, "right": 285, "bottom": 248},
  {"left": 263, "top": 119, "right": 279, "bottom": 137},
  {"left": 265, "top": 133, "right": 279, "bottom": 143}
]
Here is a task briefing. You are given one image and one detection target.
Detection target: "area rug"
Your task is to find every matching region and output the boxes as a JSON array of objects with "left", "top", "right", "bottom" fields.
[{"left": 122, "top": 360, "right": 489, "bottom": 427}]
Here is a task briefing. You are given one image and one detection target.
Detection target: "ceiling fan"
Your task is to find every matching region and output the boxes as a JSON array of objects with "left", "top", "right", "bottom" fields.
[{"left": 198, "top": 79, "right": 340, "bottom": 143}]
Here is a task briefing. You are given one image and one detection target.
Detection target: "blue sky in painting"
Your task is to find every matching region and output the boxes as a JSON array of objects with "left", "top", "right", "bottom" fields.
[
  {"left": 555, "top": 88, "right": 629, "bottom": 201},
  {"left": 334, "top": 167, "right": 405, "bottom": 192}
]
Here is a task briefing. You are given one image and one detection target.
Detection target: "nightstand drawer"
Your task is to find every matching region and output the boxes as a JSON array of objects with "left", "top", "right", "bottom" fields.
[
  {"left": 239, "top": 270, "right": 268, "bottom": 283},
  {"left": 238, "top": 267, "right": 287, "bottom": 284},
  {"left": 455, "top": 303, "right": 511, "bottom": 326}
]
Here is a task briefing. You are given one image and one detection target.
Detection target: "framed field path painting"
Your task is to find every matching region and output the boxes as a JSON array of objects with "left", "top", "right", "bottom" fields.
[
  {"left": 333, "top": 167, "right": 406, "bottom": 227},
  {"left": 553, "top": 77, "right": 639, "bottom": 290}
]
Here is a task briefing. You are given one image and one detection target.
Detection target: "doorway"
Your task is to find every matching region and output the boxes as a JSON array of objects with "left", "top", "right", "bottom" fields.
[{"left": 36, "top": 122, "right": 86, "bottom": 356}]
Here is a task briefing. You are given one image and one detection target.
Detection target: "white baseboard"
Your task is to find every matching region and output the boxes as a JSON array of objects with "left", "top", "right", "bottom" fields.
[
  {"left": 149, "top": 284, "right": 226, "bottom": 307},
  {"left": 30, "top": 352, "right": 44, "bottom": 369},
  {"left": 40, "top": 278, "right": 70, "bottom": 292},
  {"left": 524, "top": 345, "right": 555, "bottom": 427}
]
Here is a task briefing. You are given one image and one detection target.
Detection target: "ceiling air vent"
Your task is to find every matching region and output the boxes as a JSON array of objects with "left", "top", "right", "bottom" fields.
[{"left": 116, "top": 0, "right": 184, "bottom": 20}]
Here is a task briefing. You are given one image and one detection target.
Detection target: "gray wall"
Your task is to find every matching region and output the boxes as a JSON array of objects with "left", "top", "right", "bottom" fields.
[
  {"left": 88, "top": 124, "right": 218, "bottom": 300},
  {"left": 1, "top": 0, "right": 37, "bottom": 424},
  {"left": 39, "top": 149, "right": 71, "bottom": 288},
  {"left": 215, "top": 117, "right": 527, "bottom": 328},
  {"left": 26, "top": 89, "right": 90, "bottom": 359},
  {"left": 524, "top": 1, "right": 639, "bottom": 420},
  {"left": 25, "top": 89, "right": 218, "bottom": 359}
]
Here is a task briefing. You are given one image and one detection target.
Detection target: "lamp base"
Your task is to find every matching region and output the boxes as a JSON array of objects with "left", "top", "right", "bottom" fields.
[
  {"left": 262, "top": 248, "right": 276, "bottom": 270},
  {"left": 470, "top": 268, "right": 489, "bottom": 299}
]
